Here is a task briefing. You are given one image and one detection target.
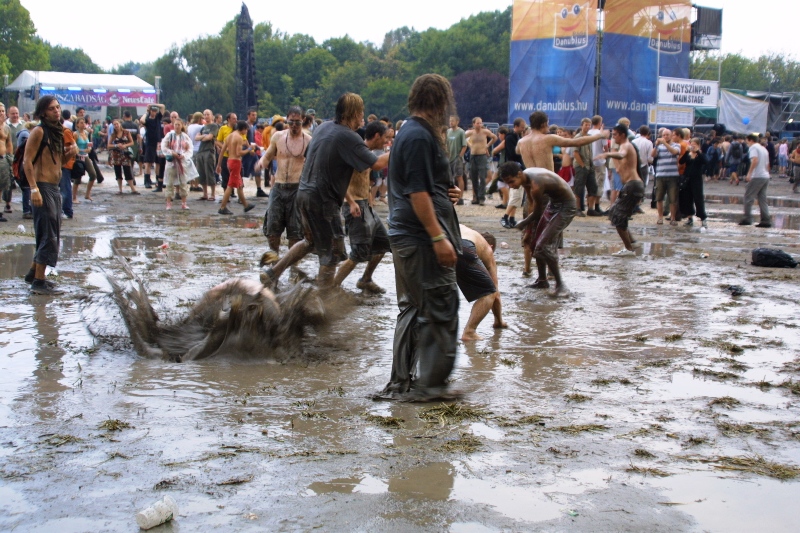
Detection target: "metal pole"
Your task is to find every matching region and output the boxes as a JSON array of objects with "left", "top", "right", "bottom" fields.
[{"left": 654, "top": 32, "right": 661, "bottom": 133}]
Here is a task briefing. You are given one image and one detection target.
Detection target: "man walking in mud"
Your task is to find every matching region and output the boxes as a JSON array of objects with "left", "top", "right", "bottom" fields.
[
  {"left": 256, "top": 106, "right": 311, "bottom": 266},
  {"left": 465, "top": 118, "right": 497, "bottom": 205},
  {"left": 332, "top": 119, "right": 391, "bottom": 293},
  {"left": 593, "top": 123, "right": 644, "bottom": 257},
  {"left": 497, "top": 162, "right": 577, "bottom": 298},
  {"left": 216, "top": 121, "right": 257, "bottom": 215},
  {"left": 261, "top": 93, "right": 389, "bottom": 290},
  {"left": 23, "top": 96, "right": 77, "bottom": 295}
]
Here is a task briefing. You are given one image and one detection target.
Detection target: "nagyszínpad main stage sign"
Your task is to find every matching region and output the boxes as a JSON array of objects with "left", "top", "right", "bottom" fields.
[{"left": 658, "top": 77, "right": 718, "bottom": 108}]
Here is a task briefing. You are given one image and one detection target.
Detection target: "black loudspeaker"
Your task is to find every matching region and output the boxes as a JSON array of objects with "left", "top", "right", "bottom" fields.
[{"left": 713, "top": 123, "right": 726, "bottom": 136}]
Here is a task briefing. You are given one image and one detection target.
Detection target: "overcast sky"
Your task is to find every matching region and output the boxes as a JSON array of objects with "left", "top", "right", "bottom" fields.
[{"left": 23, "top": 0, "right": 794, "bottom": 71}]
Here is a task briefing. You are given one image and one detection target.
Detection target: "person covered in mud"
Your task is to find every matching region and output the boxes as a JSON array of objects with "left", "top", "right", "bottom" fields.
[
  {"left": 255, "top": 106, "right": 311, "bottom": 266},
  {"left": 261, "top": 93, "right": 389, "bottom": 290},
  {"left": 457, "top": 224, "right": 506, "bottom": 341},
  {"left": 333, "top": 119, "right": 392, "bottom": 293},
  {"left": 593, "top": 123, "right": 644, "bottom": 257},
  {"left": 23, "top": 96, "right": 78, "bottom": 295},
  {"left": 376, "top": 73, "right": 462, "bottom": 402},
  {"left": 497, "top": 162, "right": 577, "bottom": 298},
  {"left": 216, "top": 120, "right": 257, "bottom": 216}
]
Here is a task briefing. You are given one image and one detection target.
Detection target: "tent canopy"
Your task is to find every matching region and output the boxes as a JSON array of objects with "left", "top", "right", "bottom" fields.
[{"left": 6, "top": 71, "right": 153, "bottom": 92}]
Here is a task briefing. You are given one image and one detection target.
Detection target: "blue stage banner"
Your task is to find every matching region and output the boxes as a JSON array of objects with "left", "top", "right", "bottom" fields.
[
  {"left": 598, "top": 0, "right": 691, "bottom": 127},
  {"left": 509, "top": 0, "right": 598, "bottom": 128}
]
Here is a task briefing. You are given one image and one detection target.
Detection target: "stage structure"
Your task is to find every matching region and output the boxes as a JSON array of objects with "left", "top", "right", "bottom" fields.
[
  {"left": 235, "top": 3, "right": 258, "bottom": 118},
  {"left": 509, "top": 0, "right": 598, "bottom": 127},
  {"left": 509, "top": 0, "right": 714, "bottom": 128}
]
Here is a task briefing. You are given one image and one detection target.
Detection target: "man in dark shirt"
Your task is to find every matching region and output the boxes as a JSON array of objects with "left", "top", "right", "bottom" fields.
[
  {"left": 140, "top": 104, "right": 165, "bottom": 189},
  {"left": 261, "top": 93, "right": 388, "bottom": 290}
]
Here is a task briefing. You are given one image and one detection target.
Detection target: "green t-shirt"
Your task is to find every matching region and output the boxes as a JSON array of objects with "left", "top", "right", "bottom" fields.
[{"left": 446, "top": 127, "right": 466, "bottom": 163}]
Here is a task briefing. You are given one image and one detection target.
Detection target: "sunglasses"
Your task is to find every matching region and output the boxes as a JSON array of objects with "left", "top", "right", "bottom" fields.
[{"left": 287, "top": 120, "right": 302, "bottom": 125}]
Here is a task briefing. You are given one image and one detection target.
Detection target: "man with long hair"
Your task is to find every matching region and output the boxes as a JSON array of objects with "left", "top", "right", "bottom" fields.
[
  {"left": 22, "top": 96, "right": 77, "bottom": 295},
  {"left": 377, "top": 74, "right": 462, "bottom": 401},
  {"left": 261, "top": 93, "right": 389, "bottom": 289}
]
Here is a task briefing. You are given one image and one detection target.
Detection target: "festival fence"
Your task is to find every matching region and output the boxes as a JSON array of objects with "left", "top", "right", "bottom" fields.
[{"left": 509, "top": 0, "right": 598, "bottom": 128}]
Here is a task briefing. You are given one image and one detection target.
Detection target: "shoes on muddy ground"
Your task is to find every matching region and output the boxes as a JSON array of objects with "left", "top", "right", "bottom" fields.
[
  {"left": 756, "top": 221, "right": 772, "bottom": 228},
  {"left": 612, "top": 249, "right": 636, "bottom": 257},
  {"left": 256, "top": 188, "right": 269, "bottom": 197},
  {"left": 23, "top": 212, "right": 33, "bottom": 219},
  {"left": 244, "top": 204, "right": 256, "bottom": 213},
  {"left": 685, "top": 217, "right": 693, "bottom": 226},
  {"left": 738, "top": 219, "right": 752, "bottom": 225},
  {"left": 218, "top": 207, "right": 233, "bottom": 215},
  {"left": 30, "top": 279, "right": 64, "bottom": 295},
  {"left": 576, "top": 210, "right": 587, "bottom": 217},
  {"left": 495, "top": 203, "right": 507, "bottom": 209},
  {"left": 587, "top": 210, "right": 602, "bottom": 217},
  {"left": 500, "top": 215, "right": 510, "bottom": 228},
  {"left": 701, "top": 219, "right": 708, "bottom": 228},
  {"left": 357, "top": 278, "right": 386, "bottom": 294}
]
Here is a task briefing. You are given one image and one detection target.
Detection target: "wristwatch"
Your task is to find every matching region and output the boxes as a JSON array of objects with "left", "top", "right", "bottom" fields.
[{"left": 31, "top": 188, "right": 39, "bottom": 194}]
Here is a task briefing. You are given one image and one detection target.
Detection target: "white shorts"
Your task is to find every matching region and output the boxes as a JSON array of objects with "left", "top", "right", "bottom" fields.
[{"left": 508, "top": 186, "right": 524, "bottom": 208}]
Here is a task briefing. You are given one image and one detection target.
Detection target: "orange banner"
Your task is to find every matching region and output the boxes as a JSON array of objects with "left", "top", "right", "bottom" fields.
[
  {"left": 603, "top": 0, "right": 691, "bottom": 45},
  {"left": 512, "top": 0, "right": 598, "bottom": 42}
]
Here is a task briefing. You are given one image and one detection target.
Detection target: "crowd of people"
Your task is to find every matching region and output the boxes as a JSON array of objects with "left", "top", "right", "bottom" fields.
[{"left": 10, "top": 75, "right": 799, "bottom": 400}]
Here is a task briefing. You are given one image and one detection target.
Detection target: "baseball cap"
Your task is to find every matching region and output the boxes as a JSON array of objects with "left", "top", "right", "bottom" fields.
[{"left": 306, "top": 109, "right": 316, "bottom": 115}]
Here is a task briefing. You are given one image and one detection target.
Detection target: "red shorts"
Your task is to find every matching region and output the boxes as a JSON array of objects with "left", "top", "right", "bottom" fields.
[
  {"left": 227, "top": 158, "right": 243, "bottom": 189},
  {"left": 558, "top": 166, "right": 573, "bottom": 182}
]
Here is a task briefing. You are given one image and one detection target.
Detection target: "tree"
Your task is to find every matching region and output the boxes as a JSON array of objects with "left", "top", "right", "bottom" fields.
[
  {"left": 450, "top": 70, "right": 509, "bottom": 124},
  {"left": 323, "top": 36, "right": 363, "bottom": 65},
  {"left": 289, "top": 47, "right": 338, "bottom": 94},
  {"left": 47, "top": 44, "right": 103, "bottom": 73},
  {"left": 362, "top": 78, "right": 410, "bottom": 122},
  {"left": 0, "top": 0, "right": 49, "bottom": 76}
]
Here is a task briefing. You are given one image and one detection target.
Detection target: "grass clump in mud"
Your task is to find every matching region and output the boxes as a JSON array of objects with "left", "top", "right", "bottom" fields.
[
  {"left": 716, "top": 421, "right": 770, "bottom": 439},
  {"left": 634, "top": 334, "right": 648, "bottom": 343},
  {"left": 639, "top": 359, "right": 671, "bottom": 368},
  {"left": 590, "top": 376, "right": 633, "bottom": 387},
  {"left": 99, "top": 419, "right": 134, "bottom": 431},
  {"left": 565, "top": 393, "right": 592, "bottom": 403},
  {"left": 363, "top": 413, "right": 404, "bottom": 429},
  {"left": 683, "top": 436, "right": 710, "bottom": 447},
  {"left": 498, "top": 357, "right": 517, "bottom": 367},
  {"left": 634, "top": 448, "right": 656, "bottom": 459},
  {"left": 778, "top": 358, "right": 800, "bottom": 374},
  {"left": 419, "top": 403, "right": 489, "bottom": 426},
  {"left": 664, "top": 332, "right": 684, "bottom": 343},
  {"left": 708, "top": 396, "right": 741, "bottom": 409},
  {"left": 551, "top": 424, "right": 608, "bottom": 434},
  {"left": 778, "top": 379, "right": 800, "bottom": 395},
  {"left": 626, "top": 464, "right": 671, "bottom": 477},
  {"left": 680, "top": 455, "right": 800, "bottom": 480},
  {"left": 41, "top": 434, "right": 82, "bottom": 447},
  {"left": 701, "top": 339, "right": 745, "bottom": 354},
  {"left": 692, "top": 367, "right": 740, "bottom": 381},
  {"left": 436, "top": 433, "right": 482, "bottom": 453},
  {"left": 497, "top": 413, "right": 551, "bottom": 427}
]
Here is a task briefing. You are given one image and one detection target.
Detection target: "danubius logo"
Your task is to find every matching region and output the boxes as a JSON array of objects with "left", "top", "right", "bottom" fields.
[
  {"left": 648, "top": 8, "right": 684, "bottom": 54},
  {"left": 553, "top": 3, "right": 589, "bottom": 50}
]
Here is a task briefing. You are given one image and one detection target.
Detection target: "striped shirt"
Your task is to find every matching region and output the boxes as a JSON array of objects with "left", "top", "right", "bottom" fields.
[{"left": 655, "top": 143, "right": 680, "bottom": 178}]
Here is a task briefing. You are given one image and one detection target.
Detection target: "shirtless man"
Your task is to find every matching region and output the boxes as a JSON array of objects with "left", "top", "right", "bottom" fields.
[
  {"left": 255, "top": 106, "right": 311, "bottom": 265},
  {"left": 0, "top": 104, "right": 12, "bottom": 222},
  {"left": 332, "top": 120, "right": 391, "bottom": 293},
  {"left": 465, "top": 117, "right": 497, "bottom": 205},
  {"left": 23, "top": 96, "right": 78, "bottom": 295},
  {"left": 593, "top": 123, "right": 644, "bottom": 257},
  {"left": 516, "top": 111, "right": 608, "bottom": 172},
  {"left": 216, "top": 120, "right": 256, "bottom": 215},
  {"left": 497, "top": 162, "right": 578, "bottom": 297},
  {"left": 457, "top": 224, "right": 506, "bottom": 340}
]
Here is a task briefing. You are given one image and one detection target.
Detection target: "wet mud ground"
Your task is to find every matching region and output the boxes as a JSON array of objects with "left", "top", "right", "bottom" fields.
[{"left": 1, "top": 174, "right": 800, "bottom": 532}]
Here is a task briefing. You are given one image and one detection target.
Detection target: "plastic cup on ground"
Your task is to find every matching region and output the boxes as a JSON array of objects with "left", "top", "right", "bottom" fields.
[{"left": 136, "top": 495, "right": 178, "bottom": 530}]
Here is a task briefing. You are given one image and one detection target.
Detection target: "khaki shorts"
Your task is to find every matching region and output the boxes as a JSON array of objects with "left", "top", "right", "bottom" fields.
[
  {"left": 655, "top": 177, "right": 679, "bottom": 205},
  {"left": 508, "top": 185, "right": 524, "bottom": 208},
  {"left": 449, "top": 158, "right": 464, "bottom": 178},
  {"left": 593, "top": 166, "right": 606, "bottom": 196}
]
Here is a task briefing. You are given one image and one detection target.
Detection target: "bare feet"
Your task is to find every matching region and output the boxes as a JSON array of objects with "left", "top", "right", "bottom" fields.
[
  {"left": 461, "top": 330, "right": 483, "bottom": 341},
  {"left": 529, "top": 279, "right": 550, "bottom": 289},
  {"left": 522, "top": 269, "right": 532, "bottom": 278},
  {"left": 493, "top": 320, "right": 508, "bottom": 329},
  {"left": 550, "top": 285, "right": 571, "bottom": 298}
]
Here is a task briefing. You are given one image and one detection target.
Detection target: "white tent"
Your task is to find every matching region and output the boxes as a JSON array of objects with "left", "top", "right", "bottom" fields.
[
  {"left": 718, "top": 89, "right": 769, "bottom": 135},
  {"left": 5, "top": 70, "right": 157, "bottom": 119}
]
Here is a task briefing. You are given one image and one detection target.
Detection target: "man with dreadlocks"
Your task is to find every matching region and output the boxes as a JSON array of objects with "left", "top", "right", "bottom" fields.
[
  {"left": 23, "top": 96, "right": 77, "bottom": 295},
  {"left": 261, "top": 93, "right": 389, "bottom": 290},
  {"left": 376, "top": 73, "right": 462, "bottom": 402}
]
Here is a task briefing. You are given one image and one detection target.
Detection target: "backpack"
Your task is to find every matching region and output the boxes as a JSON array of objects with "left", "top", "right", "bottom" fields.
[
  {"left": 730, "top": 141, "right": 743, "bottom": 161},
  {"left": 12, "top": 138, "right": 26, "bottom": 182},
  {"left": 751, "top": 248, "right": 798, "bottom": 268}
]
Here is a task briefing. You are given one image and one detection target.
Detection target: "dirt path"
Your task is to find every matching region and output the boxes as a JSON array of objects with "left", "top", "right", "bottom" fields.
[{"left": 1, "top": 170, "right": 799, "bottom": 532}]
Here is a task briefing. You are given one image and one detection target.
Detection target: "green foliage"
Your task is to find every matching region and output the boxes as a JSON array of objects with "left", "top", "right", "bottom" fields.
[
  {"left": 46, "top": 44, "right": 103, "bottom": 74},
  {"left": 0, "top": 0, "right": 49, "bottom": 76},
  {"left": 691, "top": 52, "right": 800, "bottom": 93}
]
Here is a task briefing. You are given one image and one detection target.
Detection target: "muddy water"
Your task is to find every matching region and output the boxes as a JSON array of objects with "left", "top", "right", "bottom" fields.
[{"left": 2, "top": 196, "right": 800, "bottom": 532}]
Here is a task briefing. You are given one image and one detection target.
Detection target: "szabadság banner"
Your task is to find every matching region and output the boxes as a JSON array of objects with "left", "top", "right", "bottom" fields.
[
  {"left": 39, "top": 89, "right": 157, "bottom": 107},
  {"left": 598, "top": 0, "right": 691, "bottom": 127},
  {"left": 509, "top": 0, "right": 598, "bottom": 127}
]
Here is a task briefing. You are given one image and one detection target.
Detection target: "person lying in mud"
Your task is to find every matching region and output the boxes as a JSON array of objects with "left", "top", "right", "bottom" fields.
[
  {"left": 106, "top": 261, "right": 325, "bottom": 362},
  {"left": 497, "top": 162, "right": 578, "bottom": 298},
  {"left": 457, "top": 224, "right": 507, "bottom": 340}
]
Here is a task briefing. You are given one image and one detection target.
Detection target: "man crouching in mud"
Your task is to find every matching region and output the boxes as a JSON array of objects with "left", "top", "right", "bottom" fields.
[{"left": 497, "top": 162, "right": 577, "bottom": 298}]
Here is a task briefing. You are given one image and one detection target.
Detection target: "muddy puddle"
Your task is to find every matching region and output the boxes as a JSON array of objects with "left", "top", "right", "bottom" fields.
[{"left": 2, "top": 196, "right": 800, "bottom": 531}]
